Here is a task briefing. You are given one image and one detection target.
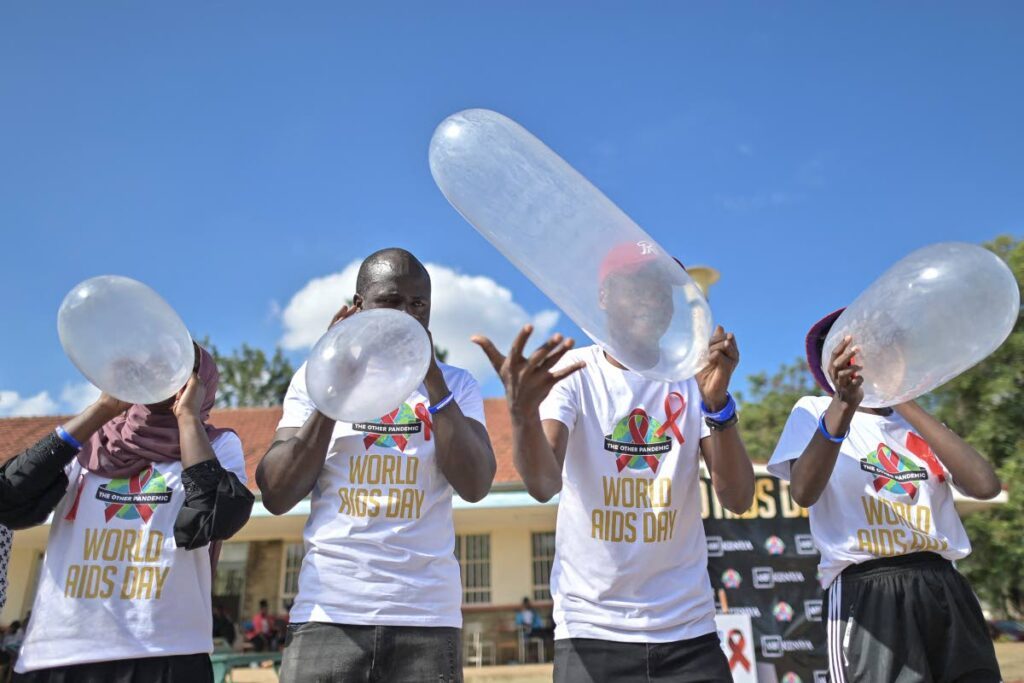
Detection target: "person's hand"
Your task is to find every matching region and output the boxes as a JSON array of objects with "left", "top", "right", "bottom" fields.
[
  {"left": 328, "top": 304, "right": 358, "bottom": 330},
  {"left": 828, "top": 335, "right": 864, "bottom": 408},
  {"left": 173, "top": 373, "right": 207, "bottom": 421},
  {"left": 695, "top": 325, "right": 739, "bottom": 411},
  {"left": 91, "top": 393, "right": 131, "bottom": 420},
  {"left": 473, "top": 325, "right": 585, "bottom": 420}
]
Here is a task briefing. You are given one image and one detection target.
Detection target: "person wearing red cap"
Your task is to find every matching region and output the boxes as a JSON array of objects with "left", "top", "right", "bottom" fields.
[
  {"left": 767, "top": 309, "right": 1002, "bottom": 682},
  {"left": 474, "top": 241, "right": 753, "bottom": 682}
]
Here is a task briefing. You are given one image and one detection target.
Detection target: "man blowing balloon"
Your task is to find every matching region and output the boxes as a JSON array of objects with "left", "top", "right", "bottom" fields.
[
  {"left": 257, "top": 248, "right": 496, "bottom": 683},
  {"left": 475, "top": 244, "right": 754, "bottom": 683}
]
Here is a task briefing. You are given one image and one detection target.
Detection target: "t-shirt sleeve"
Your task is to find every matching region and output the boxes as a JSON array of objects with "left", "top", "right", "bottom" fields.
[
  {"left": 277, "top": 363, "right": 317, "bottom": 431},
  {"left": 538, "top": 357, "right": 580, "bottom": 429},
  {"left": 453, "top": 370, "right": 487, "bottom": 427},
  {"left": 766, "top": 396, "right": 823, "bottom": 481},
  {"left": 213, "top": 431, "right": 248, "bottom": 484}
]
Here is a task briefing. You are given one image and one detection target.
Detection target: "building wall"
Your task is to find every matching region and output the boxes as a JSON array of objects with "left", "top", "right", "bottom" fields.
[{"left": 241, "top": 540, "right": 283, "bottom": 620}]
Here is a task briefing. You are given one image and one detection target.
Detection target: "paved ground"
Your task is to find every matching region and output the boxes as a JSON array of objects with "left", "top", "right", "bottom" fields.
[
  {"left": 998, "top": 642, "right": 1024, "bottom": 683},
  {"left": 227, "top": 646, "right": 1024, "bottom": 683}
]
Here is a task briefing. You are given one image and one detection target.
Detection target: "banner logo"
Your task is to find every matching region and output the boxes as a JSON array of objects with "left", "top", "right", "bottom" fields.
[
  {"left": 804, "top": 599, "right": 823, "bottom": 622},
  {"left": 795, "top": 534, "right": 818, "bottom": 555},
  {"left": 761, "top": 636, "right": 783, "bottom": 658},
  {"left": 706, "top": 536, "right": 754, "bottom": 557},
  {"left": 753, "top": 567, "right": 805, "bottom": 589},
  {"left": 722, "top": 568, "right": 742, "bottom": 589},
  {"left": 773, "top": 601, "right": 795, "bottom": 623},
  {"left": 782, "top": 674, "right": 804, "bottom": 683},
  {"left": 764, "top": 535, "right": 786, "bottom": 555}
]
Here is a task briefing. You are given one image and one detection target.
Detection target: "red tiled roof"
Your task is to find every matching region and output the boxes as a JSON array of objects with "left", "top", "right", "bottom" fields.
[{"left": 0, "top": 399, "right": 521, "bottom": 490}]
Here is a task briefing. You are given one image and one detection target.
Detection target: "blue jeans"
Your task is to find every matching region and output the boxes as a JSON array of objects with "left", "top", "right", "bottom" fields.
[{"left": 279, "top": 622, "right": 462, "bottom": 683}]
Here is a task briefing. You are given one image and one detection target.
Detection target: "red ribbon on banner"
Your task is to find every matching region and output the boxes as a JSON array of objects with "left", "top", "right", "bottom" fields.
[
  {"left": 906, "top": 431, "right": 945, "bottom": 483},
  {"left": 727, "top": 629, "right": 751, "bottom": 671},
  {"left": 104, "top": 467, "right": 155, "bottom": 523},
  {"left": 654, "top": 391, "right": 686, "bottom": 442},
  {"left": 873, "top": 443, "right": 918, "bottom": 497}
]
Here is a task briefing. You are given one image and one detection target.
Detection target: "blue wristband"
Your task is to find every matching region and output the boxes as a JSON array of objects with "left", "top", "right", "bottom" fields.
[
  {"left": 428, "top": 392, "right": 456, "bottom": 415},
  {"left": 701, "top": 393, "right": 737, "bottom": 422},
  {"left": 55, "top": 426, "right": 82, "bottom": 450},
  {"left": 818, "top": 414, "right": 848, "bottom": 443}
]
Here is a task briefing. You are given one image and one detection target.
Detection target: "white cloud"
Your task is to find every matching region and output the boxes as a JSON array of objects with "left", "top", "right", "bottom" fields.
[
  {"left": 0, "top": 390, "right": 59, "bottom": 417},
  {"left": 60, "top": 382, "right": 101, "bottom": 414},
  {"left": 279, "top": 261, "right": 561, "bottom": 380},
  {"left": 0, "top": 382, "right": 102, "bottom": 418}
]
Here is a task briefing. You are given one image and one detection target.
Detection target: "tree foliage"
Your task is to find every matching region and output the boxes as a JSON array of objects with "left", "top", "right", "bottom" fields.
[
  {"left": 200, "top": 339, "right": 296, "bottom": 409},
  {"left": 736, "top": 358, "right": 822, "bottom": 462}
]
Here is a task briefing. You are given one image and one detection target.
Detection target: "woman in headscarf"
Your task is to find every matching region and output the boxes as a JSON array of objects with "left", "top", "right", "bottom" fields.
[
  {"left": 0, "top": 344, "right": 253, "bottom": 683},
  {"left": 767, "top": 310, "right": 1002, "bottom": 683}
]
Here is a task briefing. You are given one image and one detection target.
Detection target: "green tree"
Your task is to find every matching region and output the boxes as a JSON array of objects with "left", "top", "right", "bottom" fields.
[
  {"left": 927, "top": 235, "right": 1024, "bottom": 616},
  {"left": 736, "top": 358, "right": 821, "bottom": 462},
  {"left": 200, "top": 339, "right": 296, "bottom": 408}
]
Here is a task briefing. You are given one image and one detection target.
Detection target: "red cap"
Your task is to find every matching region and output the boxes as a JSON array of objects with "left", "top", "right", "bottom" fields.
[{"left": 599, "top": 241, "right": 685, "bottom": 285}]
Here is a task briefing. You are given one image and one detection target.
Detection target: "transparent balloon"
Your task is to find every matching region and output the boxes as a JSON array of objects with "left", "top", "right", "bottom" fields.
[
  {"left": 429, "top": 109, "right": 712, "bottom": 382},
  {"left": 823, "top": 242, "right": 1020, "bottom": 407},
  {"left": 58, "top": 276, "right": 195, "bottom": 405},
  {"left": 306, "top": 308, "right": 433, "bottom": 423}
]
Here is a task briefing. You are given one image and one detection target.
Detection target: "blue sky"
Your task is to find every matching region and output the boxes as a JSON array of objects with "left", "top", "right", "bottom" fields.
[{"left": 1, "top": 3, "right": 1021, "bottom": 414}]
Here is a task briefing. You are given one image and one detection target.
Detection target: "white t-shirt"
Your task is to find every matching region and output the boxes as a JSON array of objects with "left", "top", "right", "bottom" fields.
[
  {"left": 767, "top": 396, "right": 971, "bottom": 589},
  {"left": 16, "top": 432, "right": 246, "bottom": 672},
  {"left": 279, "top": 361, "right": 485, "bottom": 629},
  {"left": 539, "top": 345, "right": 715, "bottom": 643}
]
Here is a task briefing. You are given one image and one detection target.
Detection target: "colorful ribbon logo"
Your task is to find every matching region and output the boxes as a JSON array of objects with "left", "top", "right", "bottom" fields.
[
  {"left": 872, "top": 443, "right": 918, "bottom": 497},
  {"left": 906, "top": 431, "right": 945, "bottom": 483},
  {"left": 616, "top": 409, "right": 662, "bottom": 473},
  {"left": 104, "top": 467, "right": 157, "bottom": 523},
  {"left": 655, "top": 392, "right": 686, "bottom": 442}
]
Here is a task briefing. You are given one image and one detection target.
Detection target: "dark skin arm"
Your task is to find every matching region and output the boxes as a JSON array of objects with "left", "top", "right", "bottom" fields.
[
  {"left": 696, "top": 326, "right": 755, "bottom": 514},
  {"left": 172, "top": 373, "right": 217, "bottom": 469},
  {"left": 474, "top": 326, "right": 584, "bottom": 503},
  {"left": 423, "top": 331, "right": 496, "bottom": 503},
  {"left": 892, "top": 400, "right": 1001, "bottom": 499},
  {"left": 790, "top": 335, "right": 864, "bottom": 507}
]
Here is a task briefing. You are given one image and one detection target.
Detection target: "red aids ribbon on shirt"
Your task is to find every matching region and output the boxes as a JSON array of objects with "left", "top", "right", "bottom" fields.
[
  {"left": 873, "top": 443, "right": 918, "bottom": 498},
  {"left": 615, "top": 409, "right": 662, "bottom": 473},
  {"left": 727, "top": 629, "right": 751, "bottom": 671},
  {"left": 64, "top": 473, "right": 86, "bottom": 521},
  {"left": 104, "top": 467, "right": 156, "bottom": 523},
  {"left": 654, "top": 391, "right": 686, "bottom": 442},
  {"left": 414, "top": 403, "right": 433, "bottom": 442},
  {"left": 906, "top": 431, "right": 945, "bottom": 483}
]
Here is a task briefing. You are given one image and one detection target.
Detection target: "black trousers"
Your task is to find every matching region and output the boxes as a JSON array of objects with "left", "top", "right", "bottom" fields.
[
  {"left": 553, "top": 631, "right": 731, "bottom": 683},
  {"left": 12, "top": 654, "right": 212, "bottom": 683},
  {"left": 278, "top": 621, "right": 461, "bottom": 683},
  {"left": 825, "top": 552, "right": 1001, "bottom": 683}
]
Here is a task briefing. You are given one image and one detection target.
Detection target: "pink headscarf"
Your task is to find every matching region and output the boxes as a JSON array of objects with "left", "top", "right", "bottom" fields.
[{"left": 77, "top": 345, "right": 235, "bottom": 478}]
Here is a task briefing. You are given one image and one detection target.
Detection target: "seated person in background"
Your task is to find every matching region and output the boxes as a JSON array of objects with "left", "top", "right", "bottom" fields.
[
  {"left": 515, "top": 598, "right": 541, "bottom": 636},
  {"left": 247, "top": 600, "right": 274, "bottom": 652},
  {"left": 212, "top": 603, "right": 237, "bottom": 648}
]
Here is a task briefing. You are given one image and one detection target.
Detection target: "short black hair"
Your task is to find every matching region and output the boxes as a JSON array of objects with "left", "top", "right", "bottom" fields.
[{"left": 355, "top": 248, "right": 430, "bottom": 295}]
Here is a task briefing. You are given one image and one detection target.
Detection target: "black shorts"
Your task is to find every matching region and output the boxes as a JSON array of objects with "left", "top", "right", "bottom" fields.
[
  {"left": 825, "top": 552, "right": 1001, "bottom": 683},
  {"left": 554, "top": 631, "right": 731, "bottom": 683},
  {"left": 12, "top": 653, "right": 213, "bottom": 683}
]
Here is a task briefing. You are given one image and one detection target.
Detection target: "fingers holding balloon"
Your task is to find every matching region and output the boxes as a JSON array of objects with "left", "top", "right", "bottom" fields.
[
  {"left": 328, "top": 304, "right": 358, "bottom": 330},
  {"left": 173, "top": 373, "right": 207, "bottom": 421}
]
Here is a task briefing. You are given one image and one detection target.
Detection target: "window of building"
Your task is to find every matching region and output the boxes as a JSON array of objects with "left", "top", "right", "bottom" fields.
[
  {"left": 280, "top": 542, "right": 304, "bottom": 612},
  {"left": 531, "top": 531, "right": 556, "bottom": 601},
  {"left": 454, "top": 534, "right": 491, "bottom": 604}
]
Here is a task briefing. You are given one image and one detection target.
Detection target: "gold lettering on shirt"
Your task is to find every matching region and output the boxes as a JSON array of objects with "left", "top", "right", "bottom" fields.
[
  {"left": 851, "top": 496, "right": 948, "bottom": 558},
  {"left": 590, "top": 478, "right": 677, "bottom": 543},
  {"left": 65, "top": 528, "right": 168, "bottom": 601},
  {"left": 339, "top": 455, "right": 424, "bottom": 520}
]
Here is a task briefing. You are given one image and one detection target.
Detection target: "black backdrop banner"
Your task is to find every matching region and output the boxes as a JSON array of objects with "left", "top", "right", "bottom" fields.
[{"left": 701, "top": 475, "right": 828, "bottom": 683}]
